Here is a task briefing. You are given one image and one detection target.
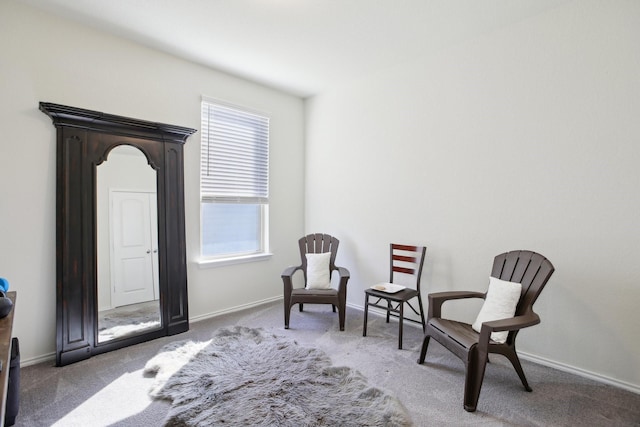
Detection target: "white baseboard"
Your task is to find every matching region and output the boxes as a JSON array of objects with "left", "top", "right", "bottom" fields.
[
  {"left": 518, "top": 351, "right": 640, "bottom": 395},
  {"left": 189, "top": 295, "right": 282, "bottom": 323},
  {"left": 21, "top": 352, "right": 56, "bottom": 368}
]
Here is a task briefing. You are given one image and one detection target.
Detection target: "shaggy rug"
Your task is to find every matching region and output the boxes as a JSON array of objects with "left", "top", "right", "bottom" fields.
[{"left": 144, "top": 326, "right": 413, "bottom": 426}]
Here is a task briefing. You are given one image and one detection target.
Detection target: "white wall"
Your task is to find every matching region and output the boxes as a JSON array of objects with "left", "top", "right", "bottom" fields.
[
  {"left": 0, "top": 1, "right": 305, "bottom": 363},
  {"left": 305, "top": 0, "right": 640, "bottom": 391}
]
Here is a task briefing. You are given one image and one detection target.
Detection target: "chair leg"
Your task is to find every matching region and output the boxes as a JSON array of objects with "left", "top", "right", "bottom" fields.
[
  {"left": 417, "top": 295, "right": 426, "bottom": 333},
  {"left": 284, "top": 303, "right": 291, "bottom": 329},
  {"left": 332, "top": 304, "right": 336, "bottom": 313},
  {"left": 363, "top": 295, "right": 369, "bottom": 337},
  {"left": 284, "top": 292, "right": 291, "bottom": 329},
  {"left": 503, "top": 347, "right": 532, "bottom": 391},
  {"left": 398, "top": 302, "right": 404, "bottom": 349},
  {"left": 338, "top": 303, "right": 346, "bottom": 331},
  {"left": 299, "top": 303, "right": 304, "bottom": 312},
  {"left": 463, "top": 347, "right": 489, "bottom": 412},
  {"left": 418, "top": 333, "right": 430, "bottom": 364},
  {"left": 386, "top": 301, "right": 391, "bottom": 323}
]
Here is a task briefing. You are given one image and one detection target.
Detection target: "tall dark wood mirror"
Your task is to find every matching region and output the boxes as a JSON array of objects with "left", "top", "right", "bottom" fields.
[{"left": 40, "top": 102, "right": 196, "bottom": 366}]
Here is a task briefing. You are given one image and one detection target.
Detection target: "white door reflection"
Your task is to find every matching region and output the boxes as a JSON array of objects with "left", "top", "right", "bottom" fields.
[{"left": 96, "top": 145, "right": 161, "bottom": 343}]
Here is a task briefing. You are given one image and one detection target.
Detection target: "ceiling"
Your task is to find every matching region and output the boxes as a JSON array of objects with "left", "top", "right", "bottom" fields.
[{"left": 21, "top": 0, "right": 569, "bottom": 98}]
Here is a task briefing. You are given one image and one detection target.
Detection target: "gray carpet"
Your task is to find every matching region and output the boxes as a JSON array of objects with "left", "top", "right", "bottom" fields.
[{"left": 16, "top": 301, "right": 640, "bottom": 426}]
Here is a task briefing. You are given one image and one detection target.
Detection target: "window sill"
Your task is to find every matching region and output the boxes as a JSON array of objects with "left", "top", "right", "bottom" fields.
[{"left": 197, "top": 252, "right": 273, "bottom": 269}]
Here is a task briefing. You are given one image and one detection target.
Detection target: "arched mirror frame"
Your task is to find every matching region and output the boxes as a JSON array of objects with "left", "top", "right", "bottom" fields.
[{"left": 40, "top": 102, "right": 196, "bottom": 366}]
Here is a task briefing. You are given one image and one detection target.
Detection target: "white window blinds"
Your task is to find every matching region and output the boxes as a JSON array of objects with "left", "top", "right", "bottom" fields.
[{"left": 200, "top": 100, "right": 269, "bottom": 203}]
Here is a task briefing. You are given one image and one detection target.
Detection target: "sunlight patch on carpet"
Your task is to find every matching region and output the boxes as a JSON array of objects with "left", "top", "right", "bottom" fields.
[{"left": 51, "top": 370, "right": 153, "bottom": 427}]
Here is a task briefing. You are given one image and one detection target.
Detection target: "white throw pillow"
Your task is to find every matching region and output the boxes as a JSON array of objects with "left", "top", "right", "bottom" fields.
[
  {"left": 305, "top": 252, "right": 332, "bottom": 289},
  {"left": 472, "top": 276, "right": 522, "bottom": 343}
]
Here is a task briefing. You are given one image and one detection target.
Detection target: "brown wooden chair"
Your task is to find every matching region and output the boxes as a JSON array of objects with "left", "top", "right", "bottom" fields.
[
  {"left": 363, "top": 244, "right": 427, "bottom": 349},
  {"left": 282, "top": 233, "right": 350, "bottom": 331},
  {"left": 418, "top": 250, "right": 554, "bottom": 412}
]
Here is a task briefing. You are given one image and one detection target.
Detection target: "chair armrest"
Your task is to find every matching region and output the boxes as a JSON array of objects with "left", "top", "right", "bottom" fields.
[
  {"left": 334, "top": 266, "right": 350, "bottom": 279},
  {"left": 481, "top": 311, "right": 541, "bottom": 333},
  {"left": 478, "top": 311, "right": 541, "bottom": 348},
  {"left": 428, "top": 291, "right": 485, "bottom": 319},
  {"left": 281, "top": 265, "right": 302, "bottom": 293},
  {"left": 334, "top": 266, "right": 350, "bottom": 293},
  {"left": 281, "top": 265, "right": 302, "bottom": 278}
]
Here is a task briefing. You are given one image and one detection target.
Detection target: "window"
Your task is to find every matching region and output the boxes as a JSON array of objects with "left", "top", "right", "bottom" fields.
[{"left": 200, "top": 99, "right": 269, "bottom": 261}]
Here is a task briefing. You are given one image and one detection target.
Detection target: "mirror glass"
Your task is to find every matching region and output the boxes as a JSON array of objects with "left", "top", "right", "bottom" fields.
[{"left": 96, "top": 145, "right": 161, "bottom": 343}]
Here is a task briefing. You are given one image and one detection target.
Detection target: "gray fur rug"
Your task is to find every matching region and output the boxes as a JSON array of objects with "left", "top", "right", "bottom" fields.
[{"left": 144, "top": 326, "right": 413, "bottom": 426}]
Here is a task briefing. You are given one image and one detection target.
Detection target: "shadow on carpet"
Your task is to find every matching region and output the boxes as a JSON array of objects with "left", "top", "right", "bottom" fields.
[{"left": 144, "top": 326, "right": 413, "bottom": 426}]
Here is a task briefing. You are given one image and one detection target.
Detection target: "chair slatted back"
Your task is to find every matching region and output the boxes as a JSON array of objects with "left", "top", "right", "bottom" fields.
[
  {"left": 299, "top": 233, "right": 340, "bottom": 281},
  {"left": 491, "top": 250, "right": 555, "bottom": 317},
  {"left": 389, "top": 244, "right": 427, "bottom": 291}
]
